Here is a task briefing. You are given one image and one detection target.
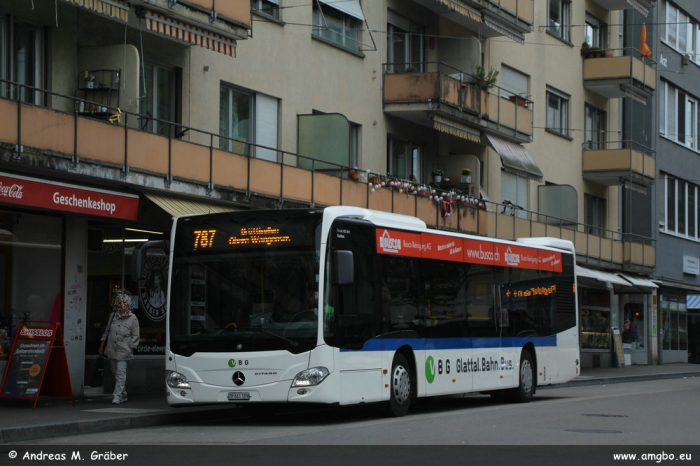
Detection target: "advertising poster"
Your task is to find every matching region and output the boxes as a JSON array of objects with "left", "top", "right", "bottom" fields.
[{"left": 1, "top": 327, "right": 53, "bottom": 399}]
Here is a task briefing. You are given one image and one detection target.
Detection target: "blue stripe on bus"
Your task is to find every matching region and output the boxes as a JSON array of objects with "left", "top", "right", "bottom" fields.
[{"left": 339, "top": 336, "right": 557, "bottom": 352}]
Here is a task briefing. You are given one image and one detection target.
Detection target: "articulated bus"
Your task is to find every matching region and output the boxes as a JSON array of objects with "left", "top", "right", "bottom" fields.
[{"left": 135, "top": 206, "right": 580, "bottom": 416}]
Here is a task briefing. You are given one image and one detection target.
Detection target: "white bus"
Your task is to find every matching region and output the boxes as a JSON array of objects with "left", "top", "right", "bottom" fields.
[{"left": 135, "top": 206, "right": 580, "bottom": 416}]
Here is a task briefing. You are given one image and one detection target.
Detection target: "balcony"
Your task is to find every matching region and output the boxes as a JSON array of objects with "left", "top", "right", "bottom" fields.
[
  {"left": 582, "top": 141, "right": 655, "bottom": 193},
  {"left": 383, "top": 63, "right": 533, "bottom": 143},
  {"left": 590, "top": 0, "right": 656, "bottom": 17},
  {"left": 583, "top": 51, "right": 655, "bottom": 103},
  {"left": 129, "top": 0, "right": 251, "bottom": 39},
  {"left": 409, "top": 0, "right": 533, "bottom": 43},
  {"left": 0, "top": 81, "right": 651, "bottom": 273}
]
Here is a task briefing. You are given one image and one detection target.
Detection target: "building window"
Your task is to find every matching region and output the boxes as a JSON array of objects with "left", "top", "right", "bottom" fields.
[
  {"left": 584, "top": 105, "right": 606, "bottom": 150},
  {"left": 140, "top": 62, "right": 177, "bottom": 137},
  {"left": 312, "top": 2, "right": 362, "bottom": 52},
  {"left": 547, "top": 0, "right": 571, "bottom": 42},
  {"left": 219, "top": 84, "right": 280, "bottom": 161},
  {"left": 501, "top": 171, "right": 528, "bottom": 219},
  {"left": 664, "top": 1, "right": 695, "bottom": 55},
  {"left": 219, "top": 85, "right": 253, "bottom": 156},
  {"left": 546, "top": 88, "right": 569, "bottom": 137},
  {"left": 386, "top": 11, "right": 423, "bottom": 73},
  {"left": 660, "top": 81, "right": 700, "bottom": 150},
  {"left": 252, "top": 0, "right": 280, "bottom": 20},
  {"left": 0, "top": 15, "right": 44, "bottom": 104},
  {"left": 500, "top": 65, "right": 528, "bottom": 101},
  {"left": 584, "top": 13, "right": 605, "bottom": 49},
  {"left": 387, "top": 135, "right": 421, "bottom": 181},
  {"left": 584, "top": 194, "right": 606, "bottom": 237},
  {"left": 664, "top": 174, "right": 700, "bottom": 240}
]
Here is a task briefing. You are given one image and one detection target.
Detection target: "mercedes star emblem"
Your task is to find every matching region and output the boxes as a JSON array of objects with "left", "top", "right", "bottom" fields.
[{"left": 232, "top": 371, "right": 245, "bottom": 386}]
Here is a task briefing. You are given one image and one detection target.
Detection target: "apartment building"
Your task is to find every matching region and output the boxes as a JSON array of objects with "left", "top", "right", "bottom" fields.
[{"left": 0, "top": 0, "right": 668, "bottom": 397}]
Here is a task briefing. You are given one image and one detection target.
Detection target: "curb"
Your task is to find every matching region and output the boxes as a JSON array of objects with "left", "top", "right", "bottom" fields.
[
  {"left": 540, "top": 371, "right": 699, "bottom": 389},
  {"left": 0, "top": 405, "right": 242, "bottom": 444}
]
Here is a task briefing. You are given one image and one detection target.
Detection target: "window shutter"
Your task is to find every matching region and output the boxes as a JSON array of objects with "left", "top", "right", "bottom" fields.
[{"left": 255, "top": 93, "right": 278, "bottom": 162}]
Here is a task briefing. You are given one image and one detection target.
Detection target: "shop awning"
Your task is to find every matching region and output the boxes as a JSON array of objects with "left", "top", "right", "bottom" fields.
[
  {"left": 144, "top": 193, "right": 240, "bottom": 218},
  {"left": 483, "top": 15, "right": 525, "bottom": 45},
  {"left": 432, "top": 116, "right": 481, "bottom": 143},
  {"left": 63, "top": 0, "right": 129, "bottom": 22},
  {"left": 435, "top": 0, "right": 482, "bottom": 23},
  {"left": 618, "top": 273, "right": 658, "bottom": 291},
  {"left": 687, "top": 295, "right": 700, "bottom": 310},
  {"left": 144, "top": 11, "right": 237, "bottom": 57},
  {"left": 576, "top": 265, "right": 632, "bottom": 289},
  {"left": 627, "top": 0, "right": 650, "bottom": 17},
  {"left": 482, "top": 133, "right": 543, "bottom": 181}
]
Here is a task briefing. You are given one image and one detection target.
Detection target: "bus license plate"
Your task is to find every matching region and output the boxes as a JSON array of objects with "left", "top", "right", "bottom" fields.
[{"left": 227, "top": 392, "right": 251, "bottom": 401}]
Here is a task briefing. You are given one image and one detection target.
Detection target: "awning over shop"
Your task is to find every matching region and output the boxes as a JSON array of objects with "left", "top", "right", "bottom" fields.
[
  {"left": 617, "top": 273, "right": 658, "bottom": 292},
  {"left": 576, "top": 265, "right": 632, "bottom": 290},
  {"left": 144, "top": 193, "right": 240, "bottom": 218},
  {"left": 482, "top": 133, "right": 543, "bottom": 181},
  {"left": 317, "top": 0, "right": 365, "bottom": 21},
  {"left": 483, "top": 15, "right": 525, "bottom": 45},
  {"left": 435, "top": 0, "right": 482, "bottom": 23},
  {"left": 144, "top": 11, "right": 237, "bottom": 57},
  {"left": 627, "top": 0, "right": 650, "bottom": 17},
  {"left": 687, "top": 295, "right": 700, "bottom": 310},
  {"left": 63, "top": 0, "right": 129, "bottom": 22},
  {"left": 432, "top": 116, "right": 481, "bottom": 143}
]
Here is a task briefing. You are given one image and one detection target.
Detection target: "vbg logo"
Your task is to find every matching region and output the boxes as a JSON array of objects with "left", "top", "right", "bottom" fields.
[
  {"left": 228, "top": 359, "right": 237, "bottom": 368},
  {"left": 425, "top": 356, "right": 436, "bottom": 384}
]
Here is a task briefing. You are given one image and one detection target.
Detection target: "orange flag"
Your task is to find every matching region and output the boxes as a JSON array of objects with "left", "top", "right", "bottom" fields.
[{"left": 640, "top": 23, "right": 652, "bottom": 57}]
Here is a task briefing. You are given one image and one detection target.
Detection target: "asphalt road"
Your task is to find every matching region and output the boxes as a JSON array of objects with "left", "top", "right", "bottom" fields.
[{"left": 15, "top": 377, "right": 700, "bottom": 446}]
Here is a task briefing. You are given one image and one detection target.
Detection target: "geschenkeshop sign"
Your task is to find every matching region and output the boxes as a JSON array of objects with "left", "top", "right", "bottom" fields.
[
  {"left": 0, "top": 172, "right": 139, "bottom": 220},
  {"left": 1, "top": 321, "right": 74, "bottom": 408}
]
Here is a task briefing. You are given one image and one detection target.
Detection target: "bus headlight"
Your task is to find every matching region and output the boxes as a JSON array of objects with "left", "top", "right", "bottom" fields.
[
  {"left": 292, "top": 367, "right": 329, "bottom": 387},
  {"left": 166, "top": 370, "right": 191, "bottom": 389}
]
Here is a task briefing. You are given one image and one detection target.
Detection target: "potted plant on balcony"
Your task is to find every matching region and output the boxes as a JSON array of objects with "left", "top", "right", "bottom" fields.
[
  {"left": 432, "top": 169, "right": 443, "bottom": 183},
  {"left": 460, "top": 168, "right": 472, "bottom": 184},
  {"left": 471, "top": 66, "right": 499, "bottom": 90},
  {"left": 349, "top": 167, "right": 359, "bottom": 180}
]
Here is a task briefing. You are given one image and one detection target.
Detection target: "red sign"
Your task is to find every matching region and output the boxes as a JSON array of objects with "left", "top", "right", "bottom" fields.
[
  {"left": 0, "top": 172, "right": 139, "bottom": 220},
  {"left": 376, "top": 228, "right": 422, "bottom": 258},
  {"left": 378, "top": 229, "right": 562, "bottom": 272}
]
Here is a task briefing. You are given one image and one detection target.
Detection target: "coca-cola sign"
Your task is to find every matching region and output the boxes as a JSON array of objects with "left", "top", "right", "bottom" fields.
[
  {"left": 0, "top": 172, "right": 138, "bottom": 220},
  {"left": 0, "top": 183, "right": 24, "bottom": 199}
]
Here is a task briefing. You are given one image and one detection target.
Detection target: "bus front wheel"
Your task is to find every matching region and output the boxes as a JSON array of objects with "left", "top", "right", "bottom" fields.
[
  {"left": 387, "top": 353, "right": 412, "bottom": 417},
  {"left": 511, "top": 350, "right": 535, "bottom": 403}
]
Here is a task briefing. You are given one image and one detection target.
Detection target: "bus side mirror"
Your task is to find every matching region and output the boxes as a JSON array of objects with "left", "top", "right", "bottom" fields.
[
  {"left": 333, "top": 250, "right": 354, "bottom": 286},
  {"left": 131, "top": 240, "right": 169, "bottom": 279}
]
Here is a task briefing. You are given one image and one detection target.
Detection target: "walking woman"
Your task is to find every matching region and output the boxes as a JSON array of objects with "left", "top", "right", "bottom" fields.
[{"left": 99, "top": 290, "right": 140, "bottom": 404}]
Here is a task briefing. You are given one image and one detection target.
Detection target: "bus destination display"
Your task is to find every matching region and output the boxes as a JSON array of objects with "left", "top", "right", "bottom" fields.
[{"left": 192, "top": 227, "right": 292, "bottom": 249}]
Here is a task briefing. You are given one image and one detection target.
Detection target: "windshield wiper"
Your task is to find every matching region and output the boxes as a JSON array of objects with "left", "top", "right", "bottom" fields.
[{"left": 257, "top": 328, "right": 299, "bottom": 348}]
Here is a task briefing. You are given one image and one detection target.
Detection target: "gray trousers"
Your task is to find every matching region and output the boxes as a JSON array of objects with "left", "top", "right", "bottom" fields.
[{"left": 110, "top": 359, "right": 128, "bottom": 400}]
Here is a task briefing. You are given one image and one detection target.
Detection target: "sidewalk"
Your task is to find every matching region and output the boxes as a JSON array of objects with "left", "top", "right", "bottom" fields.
[{"left": 1, "top": 363, "right": 699, "bottom": 444}]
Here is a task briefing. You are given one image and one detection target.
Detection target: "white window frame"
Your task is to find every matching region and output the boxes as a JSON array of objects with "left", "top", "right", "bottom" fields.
[
  {"left": 584, "top": 13, "right": 605, "bottom": 49},
  {"left": 547, "top": 0, "right": 571, "bottom": 43},
  {"left": 141, "top": 61, "right": 177, "bottom": 137},
  {"left": 664, "top": 1, "right": 695, "bottom": 55},
  {"left": 386, "top": 11, "right": 424, "bottom": 73},
  {"left": 546, "top": 87, "right": 569, "bottom": 137},
  {"left": 664, "top": 174, "right": 700, "bottom": 241},
  {"left": 660, "top": 80, "right": 700, "bottom": 151}
]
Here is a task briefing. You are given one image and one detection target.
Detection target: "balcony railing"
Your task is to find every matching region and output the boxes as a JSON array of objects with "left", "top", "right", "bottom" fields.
[
  {"left": 582, "top": 140, "right": 655, "bottom": 191},
  {"left": 0, "top": 79, "right": 652, "bottom": 272},
  {"left": 583, "top": 48, "right": 656, "bottom": 101},
  {"left": 383, "top": 62, "right": 533, "bottom": 143}
]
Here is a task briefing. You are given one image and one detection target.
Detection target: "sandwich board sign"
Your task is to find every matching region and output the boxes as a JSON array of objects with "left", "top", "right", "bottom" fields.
[{"left": 0, "top": 321, "right": 74, "bottom": 408}]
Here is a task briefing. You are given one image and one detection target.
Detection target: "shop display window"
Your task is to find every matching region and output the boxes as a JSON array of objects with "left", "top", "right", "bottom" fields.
[{"left": 580, "top": 308, "right": 611, "bottom": 349}]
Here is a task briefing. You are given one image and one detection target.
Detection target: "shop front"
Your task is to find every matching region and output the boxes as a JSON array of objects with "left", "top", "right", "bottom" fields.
[
  {"left": 658, "top": 290, "right": 689, "bottom": 364},
  {"left": 0, "top": 171, "right": 175, "bottom": 398},
  {"left": 577, "top": 265, "right": 657, "bottom": 368}
]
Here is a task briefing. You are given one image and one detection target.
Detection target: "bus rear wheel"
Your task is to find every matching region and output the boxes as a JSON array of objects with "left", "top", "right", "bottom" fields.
[
  {"left": 387, "top": 353, "right": 412, "bottom": 417},
  {"left": 511, "top": 350, "right": 535, "bottom": 403}
]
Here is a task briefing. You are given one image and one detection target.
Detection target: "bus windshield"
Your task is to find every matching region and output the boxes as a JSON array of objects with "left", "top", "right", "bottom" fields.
[{"left": 170, "top": 210, "right": 322, "bottom": 356}]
